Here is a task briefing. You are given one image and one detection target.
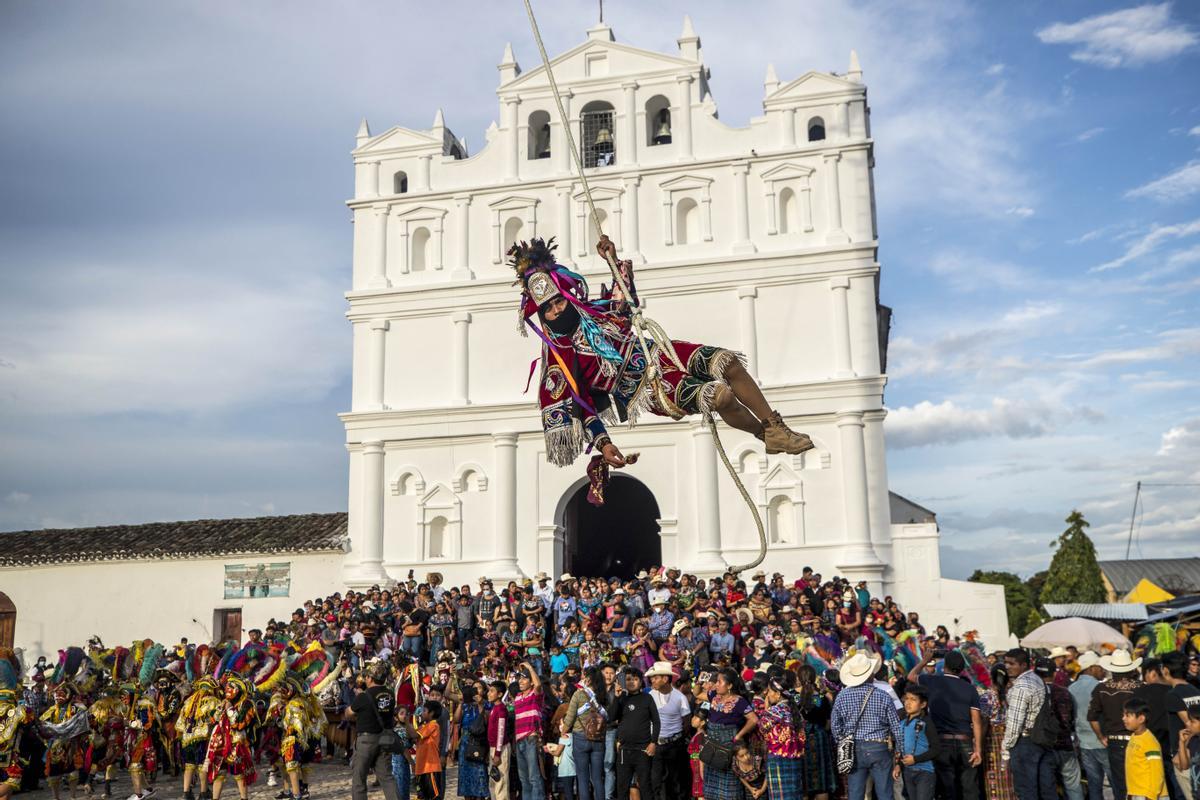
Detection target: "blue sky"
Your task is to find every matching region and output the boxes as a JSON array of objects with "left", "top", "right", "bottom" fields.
[{"left": 1, "top": 1, "right": 1197, "bottom": 578}]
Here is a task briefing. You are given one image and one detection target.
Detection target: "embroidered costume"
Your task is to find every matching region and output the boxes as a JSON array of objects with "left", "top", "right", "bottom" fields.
[
  {"left": 205, "top": 674, "right": 258, "bottom": 787},
  {"left": 0, "top": 649, "right": 32, "bottom": 794}
]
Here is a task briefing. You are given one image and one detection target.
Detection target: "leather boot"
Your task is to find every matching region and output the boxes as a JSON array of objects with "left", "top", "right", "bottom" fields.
[{"left": 758, "top": 411, "right": 815, "bottom": 454}]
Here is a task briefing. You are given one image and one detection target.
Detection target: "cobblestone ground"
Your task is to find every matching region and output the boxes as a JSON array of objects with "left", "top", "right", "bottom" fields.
[{"left": 17, "top": 760, "right": 460, "bottom": 800}]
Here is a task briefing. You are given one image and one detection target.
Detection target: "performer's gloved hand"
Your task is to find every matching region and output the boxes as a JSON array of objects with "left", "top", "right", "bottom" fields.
[
  {"left": 601, "top": 442, "right": 626, "bottom": 468},
  {"left": 595, "top": 235, "right": 617, "bottom": 262}
]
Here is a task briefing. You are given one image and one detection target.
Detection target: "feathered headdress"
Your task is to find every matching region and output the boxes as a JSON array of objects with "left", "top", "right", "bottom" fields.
[
  {"left": 509, "top": 237, "right": 590, "bottom": 333},
  {"left": 138, "top": 643, "right": 164, "bottom": 688},
  {"left": 288, "top": 649, "right": 331, "bottom": 689},
  {"left": 51, "top": 647, "right": 86, "bottom": 688}
]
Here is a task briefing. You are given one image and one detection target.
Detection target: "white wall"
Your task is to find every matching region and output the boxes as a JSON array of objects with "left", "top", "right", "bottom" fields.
[{"left": 3, "top": 551, "right": 345, "bottom": 664}]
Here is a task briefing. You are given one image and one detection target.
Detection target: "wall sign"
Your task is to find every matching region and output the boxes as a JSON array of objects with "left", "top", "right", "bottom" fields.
[{"left": 223, "top": 562, "right": 290, "bottom": 599}]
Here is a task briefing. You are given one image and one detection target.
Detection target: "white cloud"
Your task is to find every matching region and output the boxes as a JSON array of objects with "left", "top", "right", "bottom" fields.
[
  {"left": 1127, "top": 161, "right": 1200, "bottom": 202},
  {"left": 1074, "top": 326, "right": 1200, "bottom": 368},
  {"left": 885, "top": 398, "right": 1081, "bottom": 448},
  {"left": 1036, "top": 3, "right": 1198, "bottom": 68},
  {"left": 1092, "top": 217, "right": 1200, "bottom": 271},
  {"left": 1157, "top": 418, "right": 1200, "bottom": 456},
  {"left": 1006, "top": 206, "right": 1035, "bottom": 218},
  {"left": 1189, "top": 126, "right": 1200, "bottom": 137},
  {"left": 1075, "top": 126, "right": 1107, "bottom": 142},
  {"left": 984, "top": 63, "right": 1006, "bottom": 76}
]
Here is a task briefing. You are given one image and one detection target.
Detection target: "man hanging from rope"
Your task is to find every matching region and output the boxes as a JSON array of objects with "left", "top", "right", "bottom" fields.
[{"left": 513, "top": 235, "right": 813, "bottom": 501}]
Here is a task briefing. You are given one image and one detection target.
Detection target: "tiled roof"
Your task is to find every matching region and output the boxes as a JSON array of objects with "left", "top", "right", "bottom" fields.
[
  {"left": 1044, "top": 603, "right": 1148, "bottom": 621},
  {"left": 1098, "top": 558, "right": 1200, "bottom": 597},
  {"left": 0, "top": 512, "right": 348, "bottom": 567}
]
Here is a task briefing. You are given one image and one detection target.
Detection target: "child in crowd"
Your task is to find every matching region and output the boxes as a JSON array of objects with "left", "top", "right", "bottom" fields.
[
  {"left": 550, "top": 644, "right": 569, "bottom": 676},
  {"left": 894, "top": 684, "right": 941, "bottom": 800},
  {"left": 688, "top": 708, "right": 708, "bottom": 799},
  {"left": 731, "top": 739, "right": 766, "bottom": 800},
  {"left": 414, "top": 700, "right": 444, "bottom": 800},
  {"left": 1123, "top": 697, "right": 1169, "bottom": 800},
  {"left": 544, "top": 730, "right": 577, "bottom": 800},
  {"left": 1174, "top": 705, "right": 1200, "bottom": 798},
  {"left": 390, "top": 705, "right": 418, "bottom": 800}
]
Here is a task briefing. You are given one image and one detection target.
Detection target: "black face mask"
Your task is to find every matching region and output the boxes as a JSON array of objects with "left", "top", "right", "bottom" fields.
[{"left": 543, "top": 301, "right": 580, "bottom": 336}]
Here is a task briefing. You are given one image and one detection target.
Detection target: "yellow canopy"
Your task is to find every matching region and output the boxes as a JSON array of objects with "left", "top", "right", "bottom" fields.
[{"left": 1124, "top": 578, "right": 1175, "bottom": 604}]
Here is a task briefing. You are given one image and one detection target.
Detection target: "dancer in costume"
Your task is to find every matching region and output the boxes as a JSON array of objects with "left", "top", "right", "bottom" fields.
[
  {"left": 85, "top": 687, "right": 126, "bottom": 799},
  {"left": 178, "top": 676, "right": 220, "bottom": 800},
  {"left": 512, "top": 236, "right": 813, "bottom": 498},
  {"left": 204, "top": 675, "right": 258, "bottom": 800},
  {"left": 123, "top": 682, "right": 158, "bottom": 800},
  {"left": 275, "top": 677, "right": 313, "bottom": 800},
  {"left": 39, "top": 681, "right": 89, "bottom": 800},
  {"left": 0, "top": 649, "right": 32, "bottom": 800},
  {"left": 151, "top": 670, "right": 183, "bottom": 778}
]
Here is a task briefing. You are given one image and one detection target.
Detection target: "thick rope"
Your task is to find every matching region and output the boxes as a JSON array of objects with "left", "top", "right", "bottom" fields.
[{"left": 520, "top": 0, "right": 768, "bottom": 575}]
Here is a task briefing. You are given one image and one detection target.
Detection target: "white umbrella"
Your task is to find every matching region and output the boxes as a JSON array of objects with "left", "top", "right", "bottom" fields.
[{"left": 1020, "top": 617, "right": 1132, "bottom": 651}]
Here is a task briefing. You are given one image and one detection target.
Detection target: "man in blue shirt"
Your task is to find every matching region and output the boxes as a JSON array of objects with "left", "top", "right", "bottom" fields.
[
  {"left": 1070, "top": 652, "right": 1111, "bottom": 800},
  {"left": 907, "top": 644, "right": 983, "bottom": 800},
  {"left": 553, "top": 586, "right": 577, "bottom": 632},
  {"left": 707, "top": 617, "right": 735, "bottom": 662},
  {"left": 834, "top": 652, "right": 904, "bottom": 800}
]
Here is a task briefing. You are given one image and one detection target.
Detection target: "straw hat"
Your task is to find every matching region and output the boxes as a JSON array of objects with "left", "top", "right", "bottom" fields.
[
  {"left": 751, "top": 570, "right": 766, "bottom": 581},
  {"left": 560, "top": 573, "right": 574, "bottom": 582},
  {"left": 534, "top": 572, "right": 549, "bottom": 582},
  {"left": 636, "top": 570, "right": 650, "bottom": 580},
  {"left": 839, "top": 651, "right": 882, "bottom": 688},
  {"left": 671, "top": 619, "right": 691, "bottom": 636},
  {"left": 1099, "top": 649, "right": 1142, "bottom": 674},
  {"left": 644, "top": 661, "right": 676, "bottom": 679},
  {"left": 1047, "top": 646, "right": 1069, "bottom": 659}
]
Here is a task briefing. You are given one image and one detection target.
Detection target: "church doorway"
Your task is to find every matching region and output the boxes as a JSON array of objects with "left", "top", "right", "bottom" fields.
[
  {"left": 561, "top": 475, "right": 661, "bottom": 579},
  {"left": 0, "top": 592, "right": 14, "bottom": 649}
]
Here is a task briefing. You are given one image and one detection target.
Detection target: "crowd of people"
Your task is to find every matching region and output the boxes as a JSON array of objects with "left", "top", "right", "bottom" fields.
[{"left": 2, "top": 565, "right": 1199, "bottom": 800}]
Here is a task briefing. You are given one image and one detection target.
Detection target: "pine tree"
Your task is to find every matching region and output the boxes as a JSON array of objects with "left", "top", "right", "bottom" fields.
[
  {"left": 969, "top": 569, "right": 1038, "bottom": 637},
  {"left": 1039, "top": 510, "right": 1107, "bottom": 606}
]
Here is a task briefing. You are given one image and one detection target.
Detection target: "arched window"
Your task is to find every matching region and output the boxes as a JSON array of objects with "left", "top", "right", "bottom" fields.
[
  {"left": 393, "top": 170, "right": 409, "bottom": 194},
  {"left": 428, "top": 516, "right": 447, "bottom": 558},
  {"left": 779, "top": 187, "right": 798, "bottom": 234},
  {"left": 645, "top": 95, "right": 672, "bottom": 146},
  {"left": 675, "top": 197, "right": 699, "bottom": 245},
  {"left": 410, "top": 227, "right": 430, "bottom": 272},
  {"left": 503, "top": 216, "right": 524, "bottom": 250},
  {"left": 528, "top": 110, "right": 551, "bottom": 159},
  {"left": 580, "top": 100, "right": 616, "bottom": 168},
  {"left": 807, "top": 116, "right": 826, "bottom": 142},
  {"left": 768, "top": 496, "right": 794, "bottom": 544}
]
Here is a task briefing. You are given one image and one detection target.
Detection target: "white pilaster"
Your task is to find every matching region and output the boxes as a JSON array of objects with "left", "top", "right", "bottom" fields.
[
  {"left": 556, "top": 185, "right": 573, "bottom": 264},
  {"left": 451, "top": 311, "right": 471, "bottom": 405},
  {"left": 690, "top": 422, "right": 726, "bottom": 573},
  {"left": 417, "top": 154, "right": 433, "bottom": 192},
  {"left": 503, "top": 97, "right": 520, "bottom": 181},
  {"left": 829, "top": 276, "right": 855, "bottom": 378},
  {"left": 780, "top": 107, "right": 796, "bottom": 149},
  {"left": 452, "top": 196, "right": 473, "bottom": 280},
  {"left": 823, "top": 153, "right": 851, "bottom": 244},
  {"left": 675, "top": 74, "right": 694, "bottom": 160},
  {"left": 731, "top": 161, "right": 756, "bottom": 254},
  {"left": 554, "top": 91, "right": 574, "bottom": 175},
  {"left": 352, "top": 441, "right": 392, "bottom": 586},
  {"left": 835, "top": 101, "right": 851, "bottom": 141},
  {"left": 621, "top": 81, "right": 638, "bottom": 168},
  {"left": 622, "top": 175, "right": 644, "bottom": 263},
  {"left": 366, "top": 160, "right": 381, "bottom": 199},
  {"left": 369, "top": 205, "right": 391, "bottom": 289},
  {"left": 492, "top": 432, "right": 523, "bottom": 578},
  {"left": 366, "top": 319, "right": 389, "bottom": 411},
  {"left": 736, "top": 286, "right": 759, "bottom": 378},
  {"left": 835, "top": 411, "right": 884, "bottom": 587}
]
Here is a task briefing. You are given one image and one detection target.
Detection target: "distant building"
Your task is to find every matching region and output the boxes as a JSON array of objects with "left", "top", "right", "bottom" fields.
[{"left": 1097, "top": 557, "right": 1200, "bottom": 602}]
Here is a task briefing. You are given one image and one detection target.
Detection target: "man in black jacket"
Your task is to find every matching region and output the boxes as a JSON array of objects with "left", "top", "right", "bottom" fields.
[{"left": 612, "top": 668, "right": 660, "bottom": 800}]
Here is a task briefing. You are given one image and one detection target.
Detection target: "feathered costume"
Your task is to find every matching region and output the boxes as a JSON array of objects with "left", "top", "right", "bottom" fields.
[
  {"left": 512, "top": 238, "right": 745, "bottom": 488},
  {"left": 41, "top": 656, "right": 91, "bottom": 788},
  {"left": 0, "top": 648, "right": 32, "bottom": 791},
  {"left": 123, "top": 642, "right": 164, "bottom": 779},
  {"left": 178, "top": 676, "right": 221, "bottom": 768},
  {"left": 205, "top": 673, "right": 258, "bottom": 785}
]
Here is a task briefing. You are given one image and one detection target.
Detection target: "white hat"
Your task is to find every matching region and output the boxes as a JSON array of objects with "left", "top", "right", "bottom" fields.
[
  {"left": 644, "top": 661, "right": 676, "bottom": 679},
  {"left": 636, "top": 570, "right": 650, "bottom": 580},
  {"left": 839, "top": 651, "right": 882, "bottom": 688},
  {"left": 534, "top": 572, "right": 549, "bottom": 582},
  {"left": 1076, "top": 651, "right": 1101, "bottom": 671},
  {"left": 652, "top": 576, "right": 666, "bottom": 585},
  {"left": 751, "top": 570, "right": 766, "bottom": 580},
  {"left": 560, "top": 573, "right": 574, "bottom": 582},
  {"left": 780, "top": 605, "right": 795, "bottom": 614},
  {"left": 1099, "top": 648, "right": 1142, "bottom": 674},
  {"left": 1047, "top": 646, "right": 1069, "bottom": 659},
  {"left": 671, "top": 619, "right": 691, "bottom": 636},
  {"left": 613, "top": 588, "right": 626, "bottom": 595}
]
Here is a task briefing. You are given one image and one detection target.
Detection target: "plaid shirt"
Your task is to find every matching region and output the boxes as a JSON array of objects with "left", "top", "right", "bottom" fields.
[
  {"left": 1002, "top": 669, "right": 1047, "bottom": 751},
  {"left": 831, "top": 684, "right": 903, "bottom": 744}
]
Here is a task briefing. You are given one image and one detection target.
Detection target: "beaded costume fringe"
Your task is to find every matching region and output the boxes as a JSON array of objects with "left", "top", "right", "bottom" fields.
[
  {"left": 545, "top": 418, "right": 586, "bottom": 467},
  {"left": 698, "top": 349, "right": 748, "bottom": 417}
]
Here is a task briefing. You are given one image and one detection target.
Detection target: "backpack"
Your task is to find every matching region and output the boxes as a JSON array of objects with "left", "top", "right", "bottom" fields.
[
  {"left": 1029, "top": 686, "right": 1062, "bottom": 749},
  {"left": 577, "top": 688, "right": 607, "bottom": 741}
]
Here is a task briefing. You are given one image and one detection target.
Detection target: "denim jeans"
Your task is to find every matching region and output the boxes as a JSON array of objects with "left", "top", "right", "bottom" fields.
[
  {"left": 573, "top": 734, "right": 606, "bottom": 800},
  {"left": 516, "top": 737, "right": 545, "bottom": 800},
  {"left": 604, "top": 728, "right": 616, "bottom": 799},
  {"left": 402, "top": 635, "right": 424, "bottom": 662},
  {"left": 934, "top": 738, "right": 979, "bottom": 800},
  {"left": 1105, "top": 739, "right": 1128, "bottom": 800},
  {"left": 429, "top": 635, "right": 445, "bottom": 666},
  {"left": 1078, "top": 747, "right": 1109, "bottom": 800},
  {"left": 1009, "top": 739, "right": 1055, "bottom": 800},
  {"left": 847, "top": 741, "right": 894, "bottom": 800},
  {"left": 1054, "top": 749, "right": 1084, "bottom": 800},
  {"left": 903, "top": 767, "right": 935, "bottom": 800},
  {"left": 392, "top": 754, "right": 411, "bottom": 798}
]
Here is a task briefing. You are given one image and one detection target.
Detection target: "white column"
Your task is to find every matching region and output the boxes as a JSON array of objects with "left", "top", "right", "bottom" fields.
[
  {"left": 829, "top": 276, "right": 855, "bottom": 378},
  {"left": 503, "top": 98, "right": 520, "bottom": 181},
  {"left": 835, "top": 101, "right": 851, "bottom": 140},
  {"left": 736, "top": 286, "right": 759, "bottom": 378},
  {"left": 731, "top": 161, "right": 756, "bottom": 254},
  {"left": 417, "top": 154, "right": 432, "bottom": 192},
  {"left": 622, "top": 175, "right": 643, "bottom": 263},
  {"left": 862, "top": 413, "right": 891, "bottom": 552},
  {"left": 451, "top": 311, "right": 471, "bottom": 405},
  {"left": 492, "top": 432, "right": 523, "bottom": 577},
  {"left": 452, "top": 196, "right": 473, "bottom": 280},
  {"left": 554, "top": 91, "right": 574, "bottom": 174},
  {"left": 823, "top": 153, "right": 851, "bottom": 244},
  {"left": 675, "top": 75, "right": 694, "bottom": 160},
  {"left": 369, "top": 205, "right": 390, "bottom": 289},
  {"left": 621, "top": 81, "right": 638, "bottom": 167},
  {"left": 835, "top": 411, "right": 883, "bottom": 574},
  {"left": 779, "top": 108, "right": 796, "bottom": 149},
  {"left": 366, "top": 319, "right": 389, "bottom": 410},
  {"left": 358, "top": 441, "right": 391, "bottom": 583},
  {"left": 690, "top": 422, "right": 726, "bottom": 573},
  {"left": 556, "top": 185, "right": 573, "bottom": 264},
  {"left": 365, "top": 160, "right": 381, "bottom": 198}
]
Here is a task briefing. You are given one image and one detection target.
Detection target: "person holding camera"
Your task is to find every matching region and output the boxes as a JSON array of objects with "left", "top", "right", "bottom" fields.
[
  {"left": 906, "top": 640, "right": 983, "bottom": 800},
  {"left": 347, "top": 662, "right": 403, "bottom": 800}
]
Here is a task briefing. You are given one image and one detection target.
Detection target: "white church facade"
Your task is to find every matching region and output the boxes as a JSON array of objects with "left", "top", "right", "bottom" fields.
[{"left": 338, "top": 19, "right": 1008, "bottom": 641}]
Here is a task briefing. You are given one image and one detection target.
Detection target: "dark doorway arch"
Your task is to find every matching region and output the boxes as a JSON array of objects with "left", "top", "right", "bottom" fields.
[
  {"left": 561, "top": 475, "right": 661, "bottom": 579},
  {"left": 0, "top": 592, "right": 14, "bottom": 649}
]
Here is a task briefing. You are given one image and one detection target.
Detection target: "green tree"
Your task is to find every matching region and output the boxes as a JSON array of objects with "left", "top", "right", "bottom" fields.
[
  {"left": 969, "top": 569, "right": 1038, "bottom": 637},
  {"left": 1026, "top": 570, "right": 1048, "bottom": 604},
  {"left": 1025, "top": 607, "right": 1044, "bottom": 636},
  {"left": 1039, "top": 510, "right": 1107, "bottom": 606}
]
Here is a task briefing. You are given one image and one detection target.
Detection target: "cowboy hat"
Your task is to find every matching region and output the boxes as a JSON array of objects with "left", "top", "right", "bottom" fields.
[
  {"left": 1047, "top": 646, "right": 1069, "bottom": 659},
  {"left": 1076, "top": 651, "right": 1101, "bottom": 671},
  {"left": 780, "top": 605, "right": 795, "bottom": 614},
  {"left": 1099, "top": 649, "right": 1142, "bottom": 674},
  {"left": 671, "top": 619, "right": 691, "bottom": 636},
  {"left": 751, "top": 570, "right": 766, "bottom": 580},
  {"left": 644, "top": 661, "right": 676, "bottom": 679},
  {"left": 534, "top": 572, "right": 549, "bottom": 582},
  {"left": 839, "top": 651, "right": 882, "bottom": 688},
  {"left": 636, "top": 570, "right": 649, "bottom": 580},
  {"left": 560, "top": 573, "right": 574, "bottom": 582}
]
